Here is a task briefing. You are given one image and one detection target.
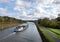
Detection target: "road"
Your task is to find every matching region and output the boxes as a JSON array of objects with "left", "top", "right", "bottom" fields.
[{"left": 0, "top": 22, "right": 42, "bottom": 42}]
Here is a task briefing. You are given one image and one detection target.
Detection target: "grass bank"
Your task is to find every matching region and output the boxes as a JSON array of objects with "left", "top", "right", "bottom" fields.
[
  {"left": 0, "top": 16, "right": 24, "bottom": 30},
  {"left": 47, "top": 28, "right": 60, "bottom": 39},
  {"left": 0, "top": 22, "right": 23, "bottom": 30},
  {"left": 35, "top": 23, "right": 55, "bottom": 42}
]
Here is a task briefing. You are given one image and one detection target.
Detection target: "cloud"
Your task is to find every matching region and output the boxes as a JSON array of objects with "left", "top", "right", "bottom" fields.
[
  {"left": 0, "top": 7, "right": 15, "bottom": 17},
  {"left": 34, "top": 0, "right": 60, "bottom": 19},
  {"left": 0, "top": 0, "right": 60, "bottom": 20},
  {"left": 0, "top": 0, "right": 10, "bottom": 3},
  {"left": 0, "top": 8, "right": 7, "bottom": 12},
  {"left": 53, "top": 0, "right": 60, "bottom": 4},
  {"left": 0, "top": 8, "right": 7, "bottom": 15}
]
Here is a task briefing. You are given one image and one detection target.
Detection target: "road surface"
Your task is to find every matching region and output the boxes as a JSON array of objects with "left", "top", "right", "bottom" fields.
[{"left": 0, "top": 22, "right": 42, "bottom": 42}]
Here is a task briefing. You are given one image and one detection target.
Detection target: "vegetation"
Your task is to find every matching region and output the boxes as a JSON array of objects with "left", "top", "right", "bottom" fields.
[
  {"left": 36, "top": 14, "right": 60, "bottom": 42},
  {"left": 47, "top": 28, "right": 60, "bottom": 39},
  {"left": 36, "top": 23, "right": 55, "bottom": 42},
  {"left": 38, "top": 27, "right": 55, "bottom": 42},
  {"left": 0, "top": 16, "right": 24, "bottom": 30},
  {"left": 38, "top": 17, "right": 60, "bottom": 29}
]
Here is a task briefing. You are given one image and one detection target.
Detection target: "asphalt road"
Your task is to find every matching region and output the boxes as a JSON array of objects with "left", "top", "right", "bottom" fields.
[{"left": 0, "top": 22, "right": 42, "bottom": 42}]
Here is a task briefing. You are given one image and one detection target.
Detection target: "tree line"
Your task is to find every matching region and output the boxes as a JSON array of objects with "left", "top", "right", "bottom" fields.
[
  {"left": 0, "top": 16, "right": 24, "bottom": 23},
  {"left": 38, "top": 17, "right": 60, "bottom": 29}
]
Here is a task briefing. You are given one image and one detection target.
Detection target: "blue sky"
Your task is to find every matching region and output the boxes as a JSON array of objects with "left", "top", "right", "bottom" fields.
[{"left": 0, "top": 0, "right": 60, "bottom": 20}]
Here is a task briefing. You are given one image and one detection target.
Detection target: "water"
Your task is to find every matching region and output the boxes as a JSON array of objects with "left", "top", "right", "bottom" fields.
[{"left": 0, "top": 22, "right": 42, "bottom": 42}]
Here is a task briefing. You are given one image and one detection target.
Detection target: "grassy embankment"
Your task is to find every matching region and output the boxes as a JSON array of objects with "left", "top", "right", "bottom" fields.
[
  {"left": 0, "top": 22, "right": 23, "bottom": 30},
  {"left": 47, "top": 28, "right": 60, "bottom": 39},
  {"left": 0, "top": 16, "right": 24, "bottom": 30},
  {"left": 36, "top": 16, "right": 60, "bottom": 42},
  {"left": 36, "top": 23, "right": 55, "bottom": 42}
]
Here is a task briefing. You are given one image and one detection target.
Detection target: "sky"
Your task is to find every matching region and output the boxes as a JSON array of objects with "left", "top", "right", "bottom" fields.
[{"left": 0, "top": 0, "right": 60, "bottom": 20}]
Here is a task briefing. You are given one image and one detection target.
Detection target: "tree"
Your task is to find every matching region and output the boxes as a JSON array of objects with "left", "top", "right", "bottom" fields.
[
  {"left": 38, "top": 18, "right": 59, "bottom": 29},
  {"left": 3, "top": 16, "right": 10, "bottom": 22},
  {"left": 38, "top": 18, "right": 50, "bottom": 27},
  {"left": 58, "top": 14, "right": 60, "bottom": 17},
  {"left": 0, "top": 16, "right": 4, "bottom": 22},
  {"left": 49, "top": 20, "right": 58, "bottom": 28},
  {"left": 56, "top": 17, "right": 60, "bottom": 21}
]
